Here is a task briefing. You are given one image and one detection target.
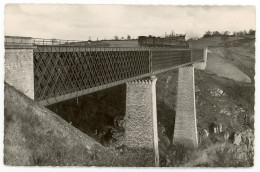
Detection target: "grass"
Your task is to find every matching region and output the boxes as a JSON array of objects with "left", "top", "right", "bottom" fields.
[
  {"left": 162, "top": 141, "right": 253, "bottom": 167},
  {"left": 115, "top": 148, "right": 154, "bottom": 167},
  {"left": 4, "top": 83, "right": 117, "bottom": 166}
]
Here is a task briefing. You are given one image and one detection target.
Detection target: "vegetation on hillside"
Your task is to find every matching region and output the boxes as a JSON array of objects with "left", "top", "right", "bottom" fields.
[{"left": 203, "top": 29, "right": 255, "bottom": 38}]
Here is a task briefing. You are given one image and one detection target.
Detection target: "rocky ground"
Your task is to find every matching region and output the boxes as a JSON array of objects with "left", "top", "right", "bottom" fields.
[{"left": 155, "top": 68, "right": 254, "bottom": 167}]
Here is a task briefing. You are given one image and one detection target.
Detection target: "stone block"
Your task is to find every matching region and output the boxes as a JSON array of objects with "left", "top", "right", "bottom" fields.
[
  {"left": 4, "top": 37, "right": 35, "bottom": 99},
  {"left": 124, "top": 80, "right": 154, "bottom": 148}
]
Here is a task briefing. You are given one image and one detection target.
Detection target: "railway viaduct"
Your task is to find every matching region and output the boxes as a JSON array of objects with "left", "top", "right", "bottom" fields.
[{"left": 4, "top": 36, "right": 207, "bottom": 166}]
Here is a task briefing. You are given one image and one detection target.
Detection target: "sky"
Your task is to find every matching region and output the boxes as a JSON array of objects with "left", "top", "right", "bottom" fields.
[{"left": 4, "top": 4, "right": 256, "bottom": 40}]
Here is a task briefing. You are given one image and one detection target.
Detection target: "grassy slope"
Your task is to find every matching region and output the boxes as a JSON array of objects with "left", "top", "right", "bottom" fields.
[
  {"left": 189, "top": 36, "right": 246, "bottom": 49},
  {"left": 215, "top": 36, "right": 255, "bottom": 82},
  {"left": 191, "top": 36, "right": 255, "bottom": 81},
  {"left": 4, "top": 83, "right": 117, "bottom": 166},
  {"left": 206, "top": 50, "right": 251, "bottom": 83},
  {"left": 191, "top": 36, "right": 254, "bottom": 83}
]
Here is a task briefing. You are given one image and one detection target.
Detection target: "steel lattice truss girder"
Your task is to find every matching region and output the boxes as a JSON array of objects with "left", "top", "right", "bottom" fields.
[
  {"left": 191, "top": 49, "right": 204, "bottom": 61},
  {"left": 34, "top": 46, "right": 150, "bottom": 101},
  {"left": 151, "top": 49, "right": 191, "bottom": 71},
  {"left": 33, "top": 46, "right": 204, "bottom": 105}
]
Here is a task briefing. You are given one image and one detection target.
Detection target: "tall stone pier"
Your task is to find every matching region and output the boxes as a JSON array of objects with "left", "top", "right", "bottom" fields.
[
  {"left": 124, "top": 76, "right": 159, "bottom": 166},
  {"left": 4, "top": 36, "right": 35, "bottom": 99},
  {"left": 173, "top": 65, "right": 198, "bottom": 148}
]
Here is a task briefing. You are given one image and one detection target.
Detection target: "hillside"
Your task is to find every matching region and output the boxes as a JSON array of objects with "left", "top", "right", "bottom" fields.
[
  {"left": 4, "top": 83, "right": 117, "bottom": 166},
  {"left": 191, "top": 36, "right": 254, "bottom": 83}
]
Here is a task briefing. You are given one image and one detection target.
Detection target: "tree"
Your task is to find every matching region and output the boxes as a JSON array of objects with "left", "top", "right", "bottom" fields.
[
  {"left": 170, "top": 30, "right": 175, "bottom": 37},
  {"left": 121, "top": 37, "right": 124, "bottom": 40},
  {"left": 212, "top": 31, "right": 221, "bottom": 36},
  {"left": 127, "top": 35, "right": 131, "bottom": 40},
  {"left": 203, "top": 31, "right": 212, "bottom": 38},
  {"left": 236, "top": 30, "right": 247, "bottom": 36},
  {"left": 223, "top": 31, "right": 230, "bottom": 36},
  {"left": 248, "top": 29, "right": 255, "bottom": 35},
  {"left": 114, "top": 36, "right": 119, "bottom": 40},
  {"left": 237, "top": 31, "right": 243, "bottom": 36}
]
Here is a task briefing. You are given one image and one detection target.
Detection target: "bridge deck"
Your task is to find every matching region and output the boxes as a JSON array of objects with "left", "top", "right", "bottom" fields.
[{"left": 33, "top": 45, "right": 204, "bottom": 106}]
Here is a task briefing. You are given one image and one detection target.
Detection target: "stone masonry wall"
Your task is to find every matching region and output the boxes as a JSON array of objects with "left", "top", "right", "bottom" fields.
[
  {"left": 124, "top": 80, "right": 154, "bottom": 149},
  {"left": 194, "top": 61, "right": 206, "bottom": 70},
  {"left": 194, "top": 48, "right": 208, "bottom": 70},
  {"left": 5, "top": 49, "right": 34, "bottom": 99},
  {"left": 173, "top": 66, "right": 198, "bottom": 147}
]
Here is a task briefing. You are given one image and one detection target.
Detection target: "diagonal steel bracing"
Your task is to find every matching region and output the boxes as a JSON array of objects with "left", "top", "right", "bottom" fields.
[{"left": 33, "top": 46, "right": 204, "bottom": 106}]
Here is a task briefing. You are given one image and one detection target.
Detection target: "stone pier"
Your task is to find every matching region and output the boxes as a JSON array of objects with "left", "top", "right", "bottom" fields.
[
  {"left": 4, "top": 36, "right": 36, "bottom": 99},
  {"left": 173, "top": 65, "right": 198, "bottom": 148},
  {"left": 124, "top": 77, "right": 159, "bottom": 166}
]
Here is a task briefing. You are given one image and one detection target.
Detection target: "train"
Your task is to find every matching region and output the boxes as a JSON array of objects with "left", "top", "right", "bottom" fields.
[{"left": 138, "top": 35, "right": 189, "bottom": 48}]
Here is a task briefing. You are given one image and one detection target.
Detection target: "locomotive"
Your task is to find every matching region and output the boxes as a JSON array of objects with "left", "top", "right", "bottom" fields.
[{"left": 138, "top": 35, "right": 189, "bottom": 48}]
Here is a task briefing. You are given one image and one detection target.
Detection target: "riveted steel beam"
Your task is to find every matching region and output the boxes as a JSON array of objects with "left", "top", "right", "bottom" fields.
[{"left": 33, "top": 45, "right": 204, "bottom": 106}]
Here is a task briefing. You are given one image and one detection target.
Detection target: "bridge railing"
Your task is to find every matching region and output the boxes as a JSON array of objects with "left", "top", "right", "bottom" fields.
[
  {"left": 5, "top": 36, "right": 104, "bottom": 47},
  {"left": 33, "top": 38, "right": 90, "bottom": 46}
]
